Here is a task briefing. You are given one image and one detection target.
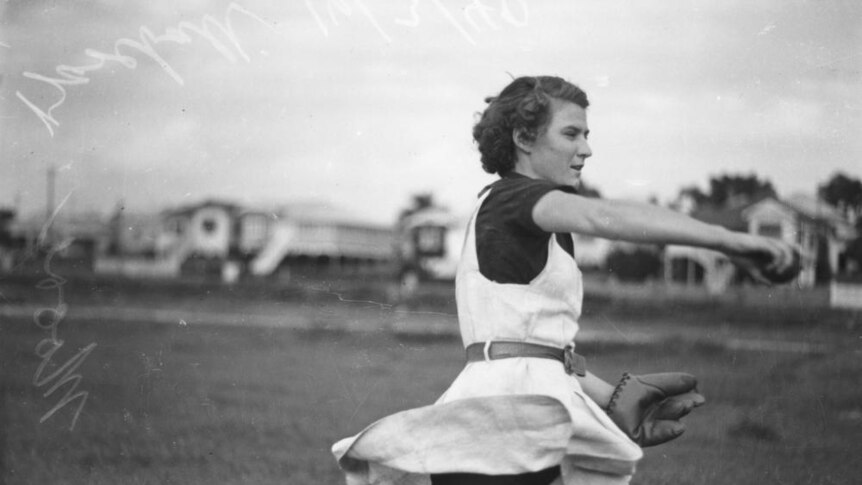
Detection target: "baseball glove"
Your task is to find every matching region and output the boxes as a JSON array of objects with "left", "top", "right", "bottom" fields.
[{"left": 605, "top": 372, "right": 706, "bottom": 447}]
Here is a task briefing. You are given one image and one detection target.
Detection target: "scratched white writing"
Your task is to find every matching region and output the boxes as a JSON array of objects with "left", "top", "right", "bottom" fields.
[
  {"left": 305, "top": 0, "right": 528, "bottom": 45},
  {"left": 31, "top": 196, "right": 97, "bottom": 431},
  {"left": 16, "top": 2, "right": 275, "bottom": 137}
]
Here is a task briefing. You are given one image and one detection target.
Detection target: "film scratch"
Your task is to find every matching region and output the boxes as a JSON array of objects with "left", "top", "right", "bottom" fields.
[
  {"left": 31, "top": 237, "right": 97, "bottom": 431},
  {"left": 15, "top": 2, "right": 274, "bottom": 137}
]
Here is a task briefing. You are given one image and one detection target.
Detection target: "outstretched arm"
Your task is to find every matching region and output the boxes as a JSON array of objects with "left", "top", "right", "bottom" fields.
[{"left": 532, "top": 191, "right": 795, "bottom": 267}]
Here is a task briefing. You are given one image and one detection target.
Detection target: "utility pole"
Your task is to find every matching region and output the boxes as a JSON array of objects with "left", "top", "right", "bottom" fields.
[{"left": 45, "top": 164, "right": 56, "bottom": 245}]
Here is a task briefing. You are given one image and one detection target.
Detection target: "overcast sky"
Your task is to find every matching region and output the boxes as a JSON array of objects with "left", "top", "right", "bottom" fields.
[{"left": 1, "top": 0, "right": 859, "bottom": 224}]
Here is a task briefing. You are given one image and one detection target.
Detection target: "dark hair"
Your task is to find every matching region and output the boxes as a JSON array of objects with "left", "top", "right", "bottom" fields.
[{"left": 472, "top": 76, "right": 589, "bottom": 175}]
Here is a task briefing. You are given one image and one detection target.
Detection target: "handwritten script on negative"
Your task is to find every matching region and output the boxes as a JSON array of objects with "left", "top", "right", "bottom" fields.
[{"left": 15, "top": 1, "right": 527, "bottom": 138}]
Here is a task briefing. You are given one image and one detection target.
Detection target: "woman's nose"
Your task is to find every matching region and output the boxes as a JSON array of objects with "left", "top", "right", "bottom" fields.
[{"left": 579, "top": 140, "right": 592, "bottom": 159}]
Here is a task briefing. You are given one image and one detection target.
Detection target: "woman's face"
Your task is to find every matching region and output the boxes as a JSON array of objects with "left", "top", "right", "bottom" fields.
[{"left": 514, "top": 99, "right": 592, "bottom": 188}]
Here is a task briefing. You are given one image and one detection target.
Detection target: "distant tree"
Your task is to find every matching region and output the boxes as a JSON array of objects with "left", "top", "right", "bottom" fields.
[
  {"left": 0, "top": 208, "right": 15, "bottom": 246},
  {"left": 706, "top": 174, "right": 776, "bottom": 207},
  {"left": 397, "top": 192, "right": 438, "bottom": 222},
  {"left": 817, "top": 172, "right": 862, "bottom": 225},
  {"left": 677, "top": 185, "right": 709, "bottom": 208},
  {"left": 677, "top": 173, "right": 777, "bottom": 210},
  {"left": 605, "top": 246, "right": 663, "bottom": 282}
]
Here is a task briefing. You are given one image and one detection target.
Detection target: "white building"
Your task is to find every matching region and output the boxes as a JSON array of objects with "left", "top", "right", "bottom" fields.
[
  {"left": 664, "top": 194, "right": 856, "bottom": 291},
  {"left": 96, "top": 199, "right": 395, "bottom": 280},
  {"left": 743, "top": 194, "right": 855, "bottom": 286},
  {"left": 394, "top": 207, "right": 467, "bottom": 284},
  {"left": 247, "top": 202, "right": 394, "bottom": 277}
]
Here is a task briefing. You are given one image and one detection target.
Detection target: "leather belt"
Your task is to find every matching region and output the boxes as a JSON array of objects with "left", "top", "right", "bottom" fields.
[{"left": 465, "top": 341, "right": 586, "bottom": 377}]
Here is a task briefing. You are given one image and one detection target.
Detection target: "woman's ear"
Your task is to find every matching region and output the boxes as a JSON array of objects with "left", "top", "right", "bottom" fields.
[{"left": 512, "top": 128, "right": 533, "bottom": 154}]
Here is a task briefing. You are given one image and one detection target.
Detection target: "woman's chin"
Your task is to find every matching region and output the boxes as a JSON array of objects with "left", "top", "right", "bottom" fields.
[{"left": 566, "top": 175, "right": 582, "bottom": 189}]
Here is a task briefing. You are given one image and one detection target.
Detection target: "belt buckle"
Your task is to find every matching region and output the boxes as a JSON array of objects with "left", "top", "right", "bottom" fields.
[{"left": 564, "top": 345, "right": 586, "bottom": 377}]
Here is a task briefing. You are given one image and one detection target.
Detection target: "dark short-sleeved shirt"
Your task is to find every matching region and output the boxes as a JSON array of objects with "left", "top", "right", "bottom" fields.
[{"left": 476, "top": 173, "right": 577, "bottom": 284}]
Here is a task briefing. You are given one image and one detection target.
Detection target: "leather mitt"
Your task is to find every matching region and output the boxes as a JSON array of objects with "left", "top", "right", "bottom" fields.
[{"left": 605, "top": 372, "right": 706, "bottom": 447}]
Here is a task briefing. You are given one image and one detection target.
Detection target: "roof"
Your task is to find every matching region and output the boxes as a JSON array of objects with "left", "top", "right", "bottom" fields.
[
  {"left": 161, "top": 198, "right": 241, "bottom": 217},
  {"left": 741, "top": 195, "right": 856, "bottom": 240},
  {"left": 688, "top": 194, "right": 855, "bottom": 237},
  {"left": 744, "top": 196, "right": 846, "bottom": 226},
  {"left": 783, "top": 193, "right": 847, "bottom": 224},
  {"left": 243, "top": 201, "right": 391, "bottom": 230}
]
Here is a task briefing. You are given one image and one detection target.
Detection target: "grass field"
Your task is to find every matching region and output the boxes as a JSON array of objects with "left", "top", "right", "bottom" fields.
[{"left": 1, "top": 277, "right": 861, "bottom": 484}]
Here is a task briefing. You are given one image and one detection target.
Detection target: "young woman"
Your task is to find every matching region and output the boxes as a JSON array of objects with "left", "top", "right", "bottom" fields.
[{"left": 332, "top": 76, "right": 797, "bottom": 485}]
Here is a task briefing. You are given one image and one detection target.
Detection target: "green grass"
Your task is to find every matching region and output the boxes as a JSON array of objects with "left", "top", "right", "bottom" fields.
[{"left": 2, "top": 304, "right": 861, "bottom": 485}]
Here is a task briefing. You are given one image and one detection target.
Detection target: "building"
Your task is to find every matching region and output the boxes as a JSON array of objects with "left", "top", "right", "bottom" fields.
[
  {"left": 743, "top": 194, "right": 855, "bottom": 286},
  {"left": 96, "top": 199, "right": 395, "bottom": 280},
  {"left": 96, "top": 199, "right": 239, "bottom": 278},
  {"left": 664, "top": 204, "right": 748, "bottom": 293},
  {"left": 2, "top": 210, "right": 109, "bottom": 273},
  {"left": 106, "top": 209, "right": 163, "bottom": 257},
  {"left": 160, "top": 199, "right": 240, "bottom": 260},
  {"left": 247, "top": 201, "right": 395, "bottom": 278},
  {"left": 394, "top": 207, "right": 466, "bottom": 286},
  {"left": 664, "top": 194, "right": 857, "bottom": 291}
]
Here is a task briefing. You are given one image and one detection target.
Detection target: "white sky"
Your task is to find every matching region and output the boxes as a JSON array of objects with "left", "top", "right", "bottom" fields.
[{"left": 1, "top": 0, "right": 860, "bottom": 224}]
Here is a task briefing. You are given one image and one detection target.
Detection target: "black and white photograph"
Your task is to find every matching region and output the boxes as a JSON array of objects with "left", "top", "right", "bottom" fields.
[{"left": 1, "top": 1, "right": 860, "bottom": 484}]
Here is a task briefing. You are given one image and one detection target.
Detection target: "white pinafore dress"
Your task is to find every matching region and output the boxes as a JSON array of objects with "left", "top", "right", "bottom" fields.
[{"left": 332, "top": 189, "right": 642, "bottom": 485}]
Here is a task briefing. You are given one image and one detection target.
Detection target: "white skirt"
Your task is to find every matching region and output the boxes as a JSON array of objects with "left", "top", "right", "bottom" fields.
[{"left": 332, "top": 358, "right": 643, "bottom": 485}]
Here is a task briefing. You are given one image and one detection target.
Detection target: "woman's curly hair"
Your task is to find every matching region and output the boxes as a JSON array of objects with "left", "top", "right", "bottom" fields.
[{"left": 472, "top": 76, "right": 589, "bottom": 175}]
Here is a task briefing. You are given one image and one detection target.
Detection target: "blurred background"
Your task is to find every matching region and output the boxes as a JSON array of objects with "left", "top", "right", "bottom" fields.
[{"left": 1, "top": 1, "right": 861, "bottom": 484}]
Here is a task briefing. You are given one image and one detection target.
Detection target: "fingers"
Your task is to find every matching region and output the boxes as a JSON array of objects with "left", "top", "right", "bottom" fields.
[
  {"left": 731, "top": 238, "right": 802, "bottom": 285},
  {"left": 634, "top": 372, "right": 698, "bottom": 397},
  {"left": 651, "top": 391, "right": 706, "bottom": 420},
  {"left": 730, "top": 255, "right": 772, "bottom": 285},
  {"left": 640, "top": 420, "right": 686, "bottom": 447},
  {"left": 764, "top": 239, "right": 798, "bottom": 273},
  {"left": 781, "top": 244, "right": 802, "bottom": 273},
  {"left": 759, "top": 240, "right": 802, "bottom": 284},
  {"left": 761, "top": 239, "right": 783, "bottom": 271},
  {"left": 639, "top": 393, "right": 705, "bottom": 447}
]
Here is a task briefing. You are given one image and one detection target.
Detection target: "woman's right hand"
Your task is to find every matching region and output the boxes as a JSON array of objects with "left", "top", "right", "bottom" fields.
[{"left": 727, "top": 233, "right": 802, "bottom": 284}]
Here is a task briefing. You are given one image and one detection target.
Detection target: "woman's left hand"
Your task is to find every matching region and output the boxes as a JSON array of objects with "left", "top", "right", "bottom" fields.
[{"left": 605, "top": 372, "right": 706, "bottom": 447}]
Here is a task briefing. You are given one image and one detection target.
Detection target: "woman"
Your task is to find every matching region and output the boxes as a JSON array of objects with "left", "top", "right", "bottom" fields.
[{"left": 332, "top": 76, "right": 797, "bottom": 485}]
